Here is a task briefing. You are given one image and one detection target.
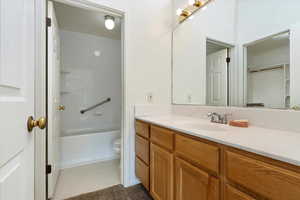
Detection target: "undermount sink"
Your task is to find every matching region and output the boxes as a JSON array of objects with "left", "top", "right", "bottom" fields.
[{"left": 183, "top": 123, "right": 227, "bottom": 132}]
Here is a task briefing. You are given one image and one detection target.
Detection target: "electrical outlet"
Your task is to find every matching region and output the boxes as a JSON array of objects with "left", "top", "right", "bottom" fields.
[
  {"left": 146, "top": 93, "right": 153, "bottom": 103},
  {"left": 187, "top": 94, "right": 192, "bottom": 103}
]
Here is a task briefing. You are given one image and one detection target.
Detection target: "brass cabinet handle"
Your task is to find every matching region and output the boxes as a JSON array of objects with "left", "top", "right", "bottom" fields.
[
  {"left": 27, "top": 116, "right": 47, "bottom": 132},
  {"left": 58, "top": 105, "right": 65, "bottom": 111}
]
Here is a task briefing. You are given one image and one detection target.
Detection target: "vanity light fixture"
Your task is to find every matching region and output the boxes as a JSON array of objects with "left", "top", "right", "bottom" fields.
[
  {"left": 193, "top": 0, "right": 203, "bottom": 7},
  {"left": 178, "top": 0, "right": 213, "bottom": 23},
  {"left": 176, "top": 8, "right": 183, "bottom": 16},
  {"left": 104, "top": 15, "right": 115, "bottom": 30},
  {"left": 180, "top": 10, "right": 191, "bottom": 18}
]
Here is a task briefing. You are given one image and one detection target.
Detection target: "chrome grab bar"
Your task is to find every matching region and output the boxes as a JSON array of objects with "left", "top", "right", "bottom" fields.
[{"left": 80, "top": 98, "right": 111, "bottom": 114}]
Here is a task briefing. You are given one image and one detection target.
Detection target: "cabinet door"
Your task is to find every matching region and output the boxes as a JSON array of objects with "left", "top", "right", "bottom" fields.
[
  {"left": 150, "top": 144, "right": 173, "bottom": 200},
  {"left": 225, "top": 185, "right": 255, "bottom": 200},
  {"left": 175, "top": 157, "right": 219, "bottom": 200}
]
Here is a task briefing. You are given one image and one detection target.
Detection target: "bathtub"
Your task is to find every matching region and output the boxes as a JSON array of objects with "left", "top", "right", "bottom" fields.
[{"left": 60, "top": 128, "right": 121, "bottom": 169}]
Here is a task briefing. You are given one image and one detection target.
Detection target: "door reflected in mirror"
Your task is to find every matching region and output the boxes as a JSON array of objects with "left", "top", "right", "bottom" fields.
[{"left": 206, "top": 40, "right": 230, "bottom": 106}]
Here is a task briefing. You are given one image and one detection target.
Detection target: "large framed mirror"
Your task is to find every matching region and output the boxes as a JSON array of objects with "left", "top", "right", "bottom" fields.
[{"left": 172, "top": 0, "right": 300, "bottom": 109}]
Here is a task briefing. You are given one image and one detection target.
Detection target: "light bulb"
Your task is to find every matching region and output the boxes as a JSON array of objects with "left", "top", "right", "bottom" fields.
[
  {"left": 188, "top": 0, "right": 195, "bottom": 5},
  {"left": 176, "top": 8, "right": 183, "bottom": 16},
  {"left": 105, "top": 15, "right": 115, "bottom": 30}
]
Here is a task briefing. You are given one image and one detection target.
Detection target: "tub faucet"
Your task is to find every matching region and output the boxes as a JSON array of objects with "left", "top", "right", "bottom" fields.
[{"left": 207, "top": 112, "right": 231, "bottom": 124}]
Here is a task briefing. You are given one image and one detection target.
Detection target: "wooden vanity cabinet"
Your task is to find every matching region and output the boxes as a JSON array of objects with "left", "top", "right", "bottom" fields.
[{"left": 135, "top": 120, "right": 300, "bottom": 200}]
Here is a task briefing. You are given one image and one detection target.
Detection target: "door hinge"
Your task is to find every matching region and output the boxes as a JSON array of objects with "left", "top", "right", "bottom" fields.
[
  {"left": 46, "top": 164, "right": 52, "bottom": 174},
  {"left": 226, "top": 57, "right": 231, "bottom": 63},
  {"left": 46, "top": 17, "right": 51, "bottom": 27}
]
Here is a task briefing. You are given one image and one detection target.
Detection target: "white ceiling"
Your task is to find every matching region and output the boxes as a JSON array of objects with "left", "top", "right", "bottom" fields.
[{"left": 53, "top": 2, "right": 121, "bottom": 40}]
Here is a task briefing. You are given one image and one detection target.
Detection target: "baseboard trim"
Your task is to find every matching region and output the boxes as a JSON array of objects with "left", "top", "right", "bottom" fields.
[
  {"left": 130, "top": 178, "right": 140, "bottom": 186},
  {"left": 60, "top": 155, "right": 120, "bottom": 170}
]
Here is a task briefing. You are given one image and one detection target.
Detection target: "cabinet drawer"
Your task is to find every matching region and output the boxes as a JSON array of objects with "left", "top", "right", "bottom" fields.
[
  {"left": 175, "top": 134, "right": 220, "bottom": 174},
  {"left": 135, "top": 135, "right": 150, "bottom": 165},
  {"left": 151, "top": 125, "right": 174, "bottom": 151},
  {"left": 225, "top": 151, "right": 300, "bottom": 200},
  {"left": 136, "top": 120, "right": 150, "bottom": 138},
  {"left": 136, "top": 157, "right": 149, "bottom": 191},
  {"left": 225, "top": 185, "right": 255, "bottom": 200}
]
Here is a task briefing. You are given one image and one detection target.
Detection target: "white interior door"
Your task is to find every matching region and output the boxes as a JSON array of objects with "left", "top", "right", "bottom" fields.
[
  {"left": 0, "top": 0, "right": 36, "bottom": 199},
  {"left": 48, "top": 2, "right": 62, "bottom": 198},
  {"left": 206, "top": 49, "right": 228, "bottom": 106}
]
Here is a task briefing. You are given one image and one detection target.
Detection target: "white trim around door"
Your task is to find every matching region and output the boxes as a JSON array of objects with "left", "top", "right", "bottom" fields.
[{"left": 34, "top": 0, "right": 47, "bottom": 199}]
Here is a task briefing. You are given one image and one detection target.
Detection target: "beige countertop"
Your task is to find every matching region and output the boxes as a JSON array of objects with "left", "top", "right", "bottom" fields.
[{"left": 135, "top": 114, "right": 300, "bottom": 166}]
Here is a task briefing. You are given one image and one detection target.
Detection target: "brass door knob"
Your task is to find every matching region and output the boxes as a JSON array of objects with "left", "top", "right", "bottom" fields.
[
  {"left": 27, "top": 116, "right": 47, "bottom": 132},
  {"left": 58, "top": 105, "right": 65, "bottom": 111}
]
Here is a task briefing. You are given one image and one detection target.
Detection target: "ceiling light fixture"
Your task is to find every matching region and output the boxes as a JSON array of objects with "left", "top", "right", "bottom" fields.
[{"left": 104, "top": 15, "right": 115, "bottom": 30}]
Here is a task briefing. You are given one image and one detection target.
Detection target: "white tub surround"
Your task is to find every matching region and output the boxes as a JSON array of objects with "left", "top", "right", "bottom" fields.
[
  {"left": 60, "top": 30, "right": 122, "bottom": 138},
  {"left": 60, "top": 130, "right": 120, "bottom": 169},
  {"left": 134, "top": 105, "right": 300, "bottom": 166}
]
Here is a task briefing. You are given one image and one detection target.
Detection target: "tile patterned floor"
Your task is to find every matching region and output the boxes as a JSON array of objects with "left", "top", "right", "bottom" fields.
[
  {"left": 65, "top": 184, "right": 153, "bottom": 200},
  {"left": 54, "top": 160, "right": 121, "bottom": 200}
]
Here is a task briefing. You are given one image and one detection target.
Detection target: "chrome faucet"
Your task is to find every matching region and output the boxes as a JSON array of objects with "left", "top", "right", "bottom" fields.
[{"left": 207, "top": 112, "right": 231, "bottom": 124}]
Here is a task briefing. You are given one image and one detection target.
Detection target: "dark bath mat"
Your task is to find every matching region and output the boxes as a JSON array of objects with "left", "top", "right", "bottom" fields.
[{"left": 65, "top": 184, "right": 153, "bottom": 200}]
